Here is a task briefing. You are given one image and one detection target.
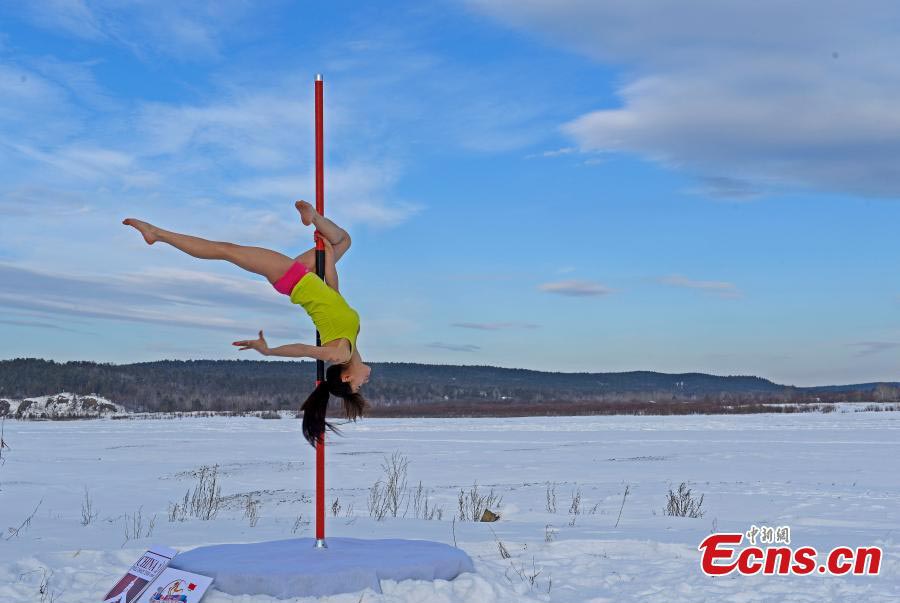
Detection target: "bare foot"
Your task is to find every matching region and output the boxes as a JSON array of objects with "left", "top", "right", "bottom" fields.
[
  {"left": 295, "top": 200, "right": 318, "bottom": 226},
  {"left": 122, "top": 218, "right": 159, "bottom": 245}
]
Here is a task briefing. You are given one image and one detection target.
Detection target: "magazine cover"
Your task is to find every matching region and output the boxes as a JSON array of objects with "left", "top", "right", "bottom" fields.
[
  {"left": 102, "top": 546, "right": 177, "bottom": 603},
  {"left": 138, "top": 568, "right": 214, "bottom": 603}
]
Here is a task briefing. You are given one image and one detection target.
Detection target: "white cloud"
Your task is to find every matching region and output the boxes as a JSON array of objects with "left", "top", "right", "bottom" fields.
[
  {"left": 0, "top": 61, "right": 419, "bottom": 232},
  {"left": 8, "top": 142, "right": 135, "bottom": 180},
  {"left": 313, "top": 22, "right": 559, "bottom": 155},
  {"left": 0, "top": 263, "right": 304, "bottom": 338},
  {"left": 847, "top": 341, "right": 900, "bottom": 358},
  {"left": 0, "top": 318, "right": 81, "bottom": 333},
  {"left": 427, "top": 342, "right": 481, "bottom": 352},
  {"left": 122, "top": 267, "right": 285, "bottom": 311},
  {"left": 0, "top": 292, "right": 247, "bottom": 333},
  {"left": 228, "top": 164, "right": 421, "bottom": 228},
  {"left": 0, "top": 186, "right": 92, "bottom": 216},
  {"left": 687, "top": 176, "right": 762, "bottom": 201},
  {"left": 124, "top": 87, "right": 423, "bottom": 229},
  {"left": 0, "top": 64, "right": 79, "bottom": 142},
  {"left": 451, "top": 321, "right": 539, "bottom": 330},
  {"left": 470, "top": 0, "right": 900, "bottom": 198},
  {"left": 538, "top": 279, "right": 612, "bottom": 297},
  {"left": 445, "top": 272, "right": 519, "bottom": 282},
  {"left": 338, "top": 199, "right": 420, "bottom": 228},
  {"left": 136, "top": 94, "right": 311, "bottom": 168},
  {"left": 27, "top": 55, "right": 117, "bottom": 110},
  {"left": 19, "top": 1, "right": 255, "bottom": 60},
  {"left": 526, "top": 146, "right": 576, "bottom": 159},
  {"left": 659, "top": 274, "right": 742, "bottom": 299},
  {"left": 0, "top": 64, "right": 65, "bottom": 106},
  {"left": 22, "top": 0, "right": 106, "bottom": 41}
]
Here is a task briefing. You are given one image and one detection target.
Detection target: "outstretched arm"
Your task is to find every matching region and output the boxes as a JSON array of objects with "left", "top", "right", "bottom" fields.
[
  {"left": 267, "top": 342, "right": 345, "bottom": 362},
  {"left": 232, "top": 330, "right": 345, "bottom": 362}
]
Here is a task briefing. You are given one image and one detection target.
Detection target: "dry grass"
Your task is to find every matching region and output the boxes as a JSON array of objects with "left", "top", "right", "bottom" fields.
[
  {"left": 457, "top": 483, "right": 503, "bottom": 522},
  {"left": 665, "top": 482, "right": 705, "bottom": 518},
  {"left": 168, "top": 465, "right": 223, "bottom": 522}
]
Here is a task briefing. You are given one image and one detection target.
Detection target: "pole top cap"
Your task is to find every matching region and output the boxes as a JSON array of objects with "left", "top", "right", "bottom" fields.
[{"left": 315, "top": 73, "right": 323, "bottom": 81}]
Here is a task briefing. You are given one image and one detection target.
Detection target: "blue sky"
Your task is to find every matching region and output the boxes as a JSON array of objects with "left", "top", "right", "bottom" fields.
[{"left": 0, "top": 1, "right": 898, "bottom": 386}]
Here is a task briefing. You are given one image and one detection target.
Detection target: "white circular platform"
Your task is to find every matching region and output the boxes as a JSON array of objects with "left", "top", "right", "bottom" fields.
[{"left": 170, "top": 537, "right": 475, "bottom": 598}]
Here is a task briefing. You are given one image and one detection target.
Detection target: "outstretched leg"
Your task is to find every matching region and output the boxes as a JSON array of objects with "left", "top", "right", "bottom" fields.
[
  {"left": 293, "top": 200, "right": 352, "bottom": 269},
  {"left": 123, "top": 219, "right": 293, "bottom": 284}
]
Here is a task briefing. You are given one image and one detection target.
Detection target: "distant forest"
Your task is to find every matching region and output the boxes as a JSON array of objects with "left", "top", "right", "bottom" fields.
[{"left": 1, "top": 358, "right": 898, "bottom": 416}]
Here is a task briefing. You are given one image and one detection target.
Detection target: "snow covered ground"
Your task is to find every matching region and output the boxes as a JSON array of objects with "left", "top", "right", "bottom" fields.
[{"left": 0, "top": 410, "right": 898, "bottom": 602}]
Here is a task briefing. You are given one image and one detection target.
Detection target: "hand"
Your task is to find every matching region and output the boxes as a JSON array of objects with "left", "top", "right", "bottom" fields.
[
  {"left": 316, "top": 233, "right": 334, "bottom": 257},
  {"left": 233, "top": 330, "right": 269, "bottom": 355}
]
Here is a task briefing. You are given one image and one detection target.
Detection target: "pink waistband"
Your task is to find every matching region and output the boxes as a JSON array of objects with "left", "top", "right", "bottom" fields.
[{"left": 273, "top": 262, "right": 310, "bottom": 295}]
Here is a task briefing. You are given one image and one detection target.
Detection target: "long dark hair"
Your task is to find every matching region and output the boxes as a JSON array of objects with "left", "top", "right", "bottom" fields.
[{"left": 300, "top": 363, "right": 367, "bottom": 447}]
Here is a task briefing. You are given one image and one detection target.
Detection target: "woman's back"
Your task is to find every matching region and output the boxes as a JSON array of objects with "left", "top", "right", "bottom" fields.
[{"left": 289, "top": 273, "right": 360, "bottom": 356}]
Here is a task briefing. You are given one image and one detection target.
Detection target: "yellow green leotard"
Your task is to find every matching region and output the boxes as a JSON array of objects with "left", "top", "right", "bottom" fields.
[{"left": 289, "top": 272, "right": 360, "bottom": 359}]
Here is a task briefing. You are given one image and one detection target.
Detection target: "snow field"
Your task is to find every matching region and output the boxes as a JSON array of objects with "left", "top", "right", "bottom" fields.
[{"left": 1, "top": 411, "right": 898, "bottom": 601}]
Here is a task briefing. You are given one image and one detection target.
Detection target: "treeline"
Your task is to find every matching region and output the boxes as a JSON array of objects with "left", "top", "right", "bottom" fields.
[{"left": 0, "top": 358, "right": 898, "bottom": 415}]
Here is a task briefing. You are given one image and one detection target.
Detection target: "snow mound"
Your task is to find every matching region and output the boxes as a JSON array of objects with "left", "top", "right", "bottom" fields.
[
  {"left": 0, "top": 392, "right": 122, "bottom": 419},
  {"left": 171, "top": 537, "right": 475, "bottom": 598}
]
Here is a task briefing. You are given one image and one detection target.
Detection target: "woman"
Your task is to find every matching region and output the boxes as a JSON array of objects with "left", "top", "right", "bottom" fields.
[{"left": 123, "top": 201, "right": 370, "bottom": 446}]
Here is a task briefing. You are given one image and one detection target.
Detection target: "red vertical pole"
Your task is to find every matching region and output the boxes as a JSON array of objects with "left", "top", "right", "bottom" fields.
[{"left": 314, "top": 74, "right": 327, "bottom": 549}]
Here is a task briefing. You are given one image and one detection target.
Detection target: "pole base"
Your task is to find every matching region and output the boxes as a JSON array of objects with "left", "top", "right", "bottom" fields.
[
  {"left": 314, "top": 538, "right": 328, "bottom": 549},
  {"left": 171, "top": 537, "right": 475, "bottom": 598}
]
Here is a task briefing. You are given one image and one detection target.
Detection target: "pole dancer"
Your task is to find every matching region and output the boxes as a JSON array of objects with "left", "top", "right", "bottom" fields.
[
  {"left": 120, "top": 199, "right": 370, "bottom": 447},
  {"left": 125, "top": 75, "right": 349, "bottom": 548}
]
